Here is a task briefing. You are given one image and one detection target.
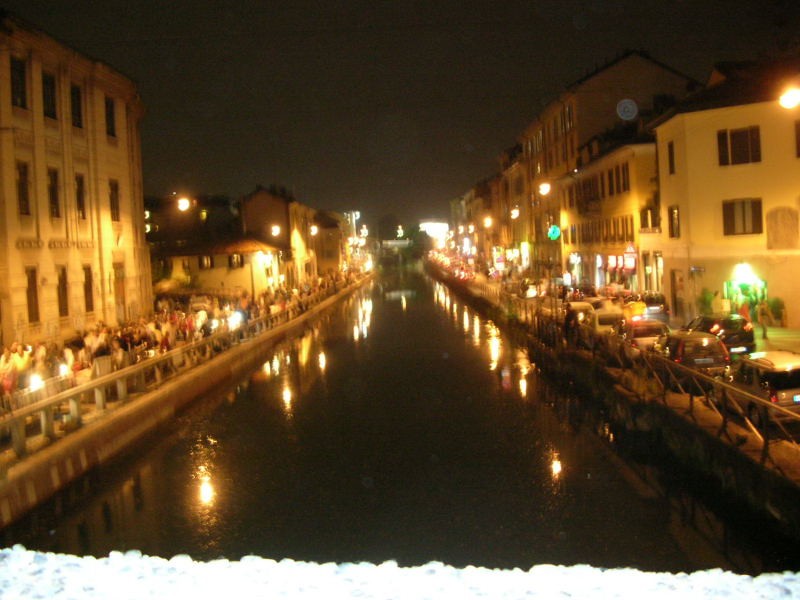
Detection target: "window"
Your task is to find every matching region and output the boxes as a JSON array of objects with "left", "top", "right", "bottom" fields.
[
  {"left": 229, "top": 254, "right": 244, "bottom": 268},
  {"left": 16, "top": 162, "right": 30, "bottom": 216},
  {"left": 615, "top": 165, "right": 621, "bottom": 192},
  {"left": 667, "top": 141, "right": 675, "bottom": 174},
  {"left": 57, "top": 265, "right": 68, "bottom": 317},
  {"left": 795, "top": 120, "right": 800, "bottom": 158},
  {"left": 717, "top": 126, "right": 761, "bottom": 165},
  {"left": 83, "top": 265, "right": 94, "bottom": 313},
  {"left": 607, "top": 168, "right": 615, "bottom": 195},
  {"left": 622, "top": 163, "right": 630, "bottom": 192},
  {"left": 26, "top": 267, "right": 39, "bottom": 324},
  {"left": 11, "top": 57, "right": 27, "bottom": 108},
  {"left": 42, "top": 72, "right": 57, "bottom": 119},
  {"left": 48, "top": 169, "right": 60, "bottom": 218},
  {"left": 668, "top": 205, "right": 680, "bottom": 238},
  {"left": 199, "top": 255, "right": 214, "bottom": 269},
  {"left": 76, "top": 174, "right": 86, "bottom": 220},
  {"left": 105, "top": 96, "right": 116, "bottom": 137},
  {"left": 109, "top": 179, "right": 120, "bottom": 221},
  {"left": 723, "top": 198, "right": 763, "bottom": 235},
  {"left": 71, "top": 84, "right": 83, "bottom": 128}
]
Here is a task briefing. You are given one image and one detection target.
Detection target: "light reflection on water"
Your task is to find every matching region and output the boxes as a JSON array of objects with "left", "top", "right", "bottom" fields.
[{"left": 5, "top": 272, "right": 783, "bottom": 573}]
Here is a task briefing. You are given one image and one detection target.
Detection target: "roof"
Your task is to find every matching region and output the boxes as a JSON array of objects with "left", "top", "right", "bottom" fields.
[
  {"left": 744, "top": 351, "right": 800, "bottom": 371},
  {"left": 160, "top": 236, "right": 280, "bottom": 257},
  {"left": 650, "top": 54, "right": 800, "bottom": 127},
  {"left": 566, "top": 49, "right": 699, "bottom": 91},
  {"left": 207, "top": 237, "right": 280, "bottom": 255}
]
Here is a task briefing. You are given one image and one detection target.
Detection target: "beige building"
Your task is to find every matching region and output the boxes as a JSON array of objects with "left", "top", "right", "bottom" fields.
[
  {"left": 521, "top": 50, "right": 697, "bottom": 287},
  {"left": 498, "top": 144, "right": 530, "bottom": 275},
  {"left": 653, "top": 57, "right": 800, "bottom": 325},
  {"left": 560, "top": 139, "right": 662, "bottom": 295},
  {"left": 148, "top": 187, "right": 349, "bottom": 302},
  {"left": 0, "top": 13, "right": 152, "bottom": 346}
]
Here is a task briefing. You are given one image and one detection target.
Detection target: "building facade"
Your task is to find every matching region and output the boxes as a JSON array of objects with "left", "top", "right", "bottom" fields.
[
  {"left": 0, "top": 13, "right": 152, "bottom": 346},
  {"left": 560, "top": 140, "right": 661, "bottom": 295},
  {"left": 653, "top": 57, "right": 800, "bottom": 325},
  {"left": 521, "top": 50, "right": 697, "bottom": 290}
]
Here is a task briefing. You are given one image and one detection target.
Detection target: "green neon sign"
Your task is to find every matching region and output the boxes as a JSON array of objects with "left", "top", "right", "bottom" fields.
[{"left": 547, "top": 225, "right": 561, "bottom": 241}]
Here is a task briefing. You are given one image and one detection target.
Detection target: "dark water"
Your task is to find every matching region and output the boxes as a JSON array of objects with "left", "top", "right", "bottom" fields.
[{"left": 2, "top": 266, "right": 765, "bottom": 571}]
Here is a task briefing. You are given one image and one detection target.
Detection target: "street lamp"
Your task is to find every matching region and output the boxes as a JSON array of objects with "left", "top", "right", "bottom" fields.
[
  {"left": 779, "top": 85, "right": 800, "bottom": 109},
  {"left": 177, "top": 196, "right": 191, "bottom": 212},
  {"left": 538, "top": 182, "right": 551, "bottom": 197}
]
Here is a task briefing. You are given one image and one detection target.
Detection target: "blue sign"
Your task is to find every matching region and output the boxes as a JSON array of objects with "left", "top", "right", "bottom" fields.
[{"left": 547, "top": 225, "right": 561, "bottom": 241}]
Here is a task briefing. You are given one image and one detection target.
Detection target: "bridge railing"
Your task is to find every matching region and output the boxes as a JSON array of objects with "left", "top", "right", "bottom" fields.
[{"left": 0, "top": 281, "right": 359, "bottom": 467}]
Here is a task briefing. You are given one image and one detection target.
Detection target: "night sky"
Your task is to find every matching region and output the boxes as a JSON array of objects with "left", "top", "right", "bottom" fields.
[{"left": 3, "top": 1, "right": 797, "bottom": 227}]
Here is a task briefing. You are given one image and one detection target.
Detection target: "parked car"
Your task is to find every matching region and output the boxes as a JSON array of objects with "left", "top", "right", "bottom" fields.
[
  {"left": 653, "top": 330, "right": 731, "bottom": 392},
  {"left": 622, "top": 295, "right": 647, "bottom": 322},
  {"left": 577, "top": 305, "right": 624, "bottom": 350},
  {"left": 684, "top": 314, "right": 756, "bottom": 355},
  {"left": 728, "top": 350, "right": 800, "bottom": 428},
  {"left": 641, "top": 291, "right": 670, "bottom": 323},
  {"left": 606, "top": 318, "right": 670, "bottom": 366}
]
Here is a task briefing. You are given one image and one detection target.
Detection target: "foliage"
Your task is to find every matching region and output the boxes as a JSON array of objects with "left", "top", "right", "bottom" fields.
[
  {"left": 697, "top": 288, "right": 714, "bottom": 315},
  {"left": 768, "top": 296, "right": 785, "bottom": 321}
]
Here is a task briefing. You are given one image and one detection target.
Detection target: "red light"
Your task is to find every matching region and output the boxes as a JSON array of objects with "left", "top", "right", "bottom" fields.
[
  {"left": 769, "top": 387, "right": 779, "bottom": 404},
  {"left": 743, "top": 322, "right": 753, "bottom": 331}
]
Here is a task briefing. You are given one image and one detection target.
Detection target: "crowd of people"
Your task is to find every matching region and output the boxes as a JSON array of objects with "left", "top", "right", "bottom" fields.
[{"left": 0, "top": 271, "right": 355, "bottom": 411}]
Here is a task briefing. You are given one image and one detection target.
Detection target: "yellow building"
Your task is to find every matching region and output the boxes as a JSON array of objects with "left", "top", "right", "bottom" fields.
[
  {"left": 560, "top": 139, "right": 661, "bottom": 295},
  {"left": 652, "top": 57, "right": 800, "bottom": 325},
  {"left": 0, "top": 12, "right": 152, "bottom": 346},
  {"left": 521, "top": 50, "right": 697, "bottom": 287}
]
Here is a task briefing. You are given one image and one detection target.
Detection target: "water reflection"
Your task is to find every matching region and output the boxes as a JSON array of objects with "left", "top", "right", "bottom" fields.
[
  {"left": 282, "top": 385, "right": 293, "bottom": 419},
  {"left": 7, "top": 270, "right": 784, "bottom": 572}
]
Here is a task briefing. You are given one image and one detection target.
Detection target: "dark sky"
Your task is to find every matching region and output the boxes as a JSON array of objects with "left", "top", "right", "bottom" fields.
[{"left": 3, "top": 1, "right": 796, "bottom": 227}]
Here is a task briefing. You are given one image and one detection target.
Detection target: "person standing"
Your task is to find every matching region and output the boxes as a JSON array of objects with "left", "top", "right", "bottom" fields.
[{"left": 757, "top": 300, "right": 772, "bottom": 340}]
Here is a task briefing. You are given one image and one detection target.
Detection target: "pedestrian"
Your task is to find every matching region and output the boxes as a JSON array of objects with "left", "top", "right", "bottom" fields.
[
  {"left": 757, "top": 299, "right": 771, "bottom": 340},
  {"left": 0, "top": 346, "right": 18, "bottom": 410},
  {"left": 564, "top": 303, "right": 578, "bottom": 347}
]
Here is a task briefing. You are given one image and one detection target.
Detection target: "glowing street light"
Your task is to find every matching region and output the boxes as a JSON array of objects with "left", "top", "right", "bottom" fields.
[
  {"left": 779, "top": 84, "right": 800, "bottom": 109},
  {"left": 538, "top": 182, "right": 551, "bottom": 197},
  {"left": 510, "top": 207, "right": 520, "bottom": 220},
  {"left": 483, "top": 216, "right": 493, "bottom": 229},
  {"left": 310, "top": 225, "right": 319, "bottom": 236},
  {"left": 177, "top": 196, "right": 191, "bottom": 211}
]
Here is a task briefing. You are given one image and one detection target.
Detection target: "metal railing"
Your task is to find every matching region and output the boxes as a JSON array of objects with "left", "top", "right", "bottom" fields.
[
  {"left": 459, "top": 274, "right": 800, "bottom": 467},
  {"left": 0, "top": 282, "right": 358, "bottom": 465}
]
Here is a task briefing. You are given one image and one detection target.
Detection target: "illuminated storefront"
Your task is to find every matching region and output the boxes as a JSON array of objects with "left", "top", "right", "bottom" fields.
[{"left": 724, "top": 262, "right": 767, "bottom": 316}]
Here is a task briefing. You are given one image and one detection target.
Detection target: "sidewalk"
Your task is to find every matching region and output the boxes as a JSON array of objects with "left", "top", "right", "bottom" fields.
[{"left": 754, "top": 325, "right": 800, "bottom": 354}]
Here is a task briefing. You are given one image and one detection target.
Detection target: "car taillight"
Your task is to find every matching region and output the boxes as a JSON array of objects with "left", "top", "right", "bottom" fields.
[
  {"left": 768, "top": 386, "right": 779, "bottom": 403},
  {"left": 744, "top": 322, "right": 753, "bottom": 332}
]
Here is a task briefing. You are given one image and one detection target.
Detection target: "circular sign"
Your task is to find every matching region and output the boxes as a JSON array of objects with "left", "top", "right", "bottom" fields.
[
  {"left": 616, "top": 98, "right": 639, "bottom": 121},
  {"left": 547, "top": 225, "right": 561, "bottom": 241}
]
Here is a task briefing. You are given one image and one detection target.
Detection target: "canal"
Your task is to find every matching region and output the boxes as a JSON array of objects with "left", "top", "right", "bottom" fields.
[{"left": 1, "top": 266, "right": 785, "bottom": 572}]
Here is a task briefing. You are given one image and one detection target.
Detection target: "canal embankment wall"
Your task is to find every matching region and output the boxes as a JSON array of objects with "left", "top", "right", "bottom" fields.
[
  {"left": 429, "top": 265, "right": 800, "bottom": 545},
  {"left": 0, "top": 277, "right": 372, "bottom": 529}
]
